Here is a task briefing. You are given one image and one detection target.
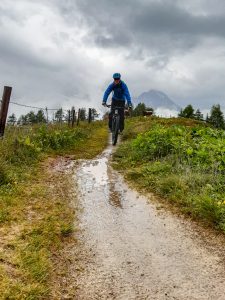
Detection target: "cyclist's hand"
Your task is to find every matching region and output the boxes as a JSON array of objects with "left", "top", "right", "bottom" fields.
[
  {"left": 128, "top": 105, "right": 132, "bottom": 110},
  {"left": 102, "top": 102, "right": 107, "bottom": 107}
]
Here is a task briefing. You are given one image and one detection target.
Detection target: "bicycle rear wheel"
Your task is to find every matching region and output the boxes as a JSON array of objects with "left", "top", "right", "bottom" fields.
[{"left": 112, "top": 115, "right": 120, "bottom": 145}]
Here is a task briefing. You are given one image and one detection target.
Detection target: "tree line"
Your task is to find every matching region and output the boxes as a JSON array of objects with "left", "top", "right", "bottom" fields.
[
  {"left": 130, "top": 102, "right": 225, "bottom": 130},
  {"left": 178, "top": 104, "right": 225, "bottom": 129},
  {"left": 8, "top": 102, "right": 224, "bottom": 130},
  {"left": 7, "top": 107, "right": 99, "bottom": 125}
]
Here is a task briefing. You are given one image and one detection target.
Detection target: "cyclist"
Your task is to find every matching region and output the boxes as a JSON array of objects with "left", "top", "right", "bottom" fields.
[{"left": 102, "top": 73, "right": 132, "bottom": 132}]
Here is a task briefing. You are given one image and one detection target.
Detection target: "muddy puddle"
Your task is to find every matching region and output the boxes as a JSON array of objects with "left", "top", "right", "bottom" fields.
[{"left": 73, "top": 147, "right": 225, "bottom": 300}]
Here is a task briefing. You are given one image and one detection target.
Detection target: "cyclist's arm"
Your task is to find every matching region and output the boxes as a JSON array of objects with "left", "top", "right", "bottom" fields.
[
  {"left": 103, "top": 83, "right": 113, "bottom": 104},
  {"left": 123, "top": 83, "right": 132, "bottom": 106}
]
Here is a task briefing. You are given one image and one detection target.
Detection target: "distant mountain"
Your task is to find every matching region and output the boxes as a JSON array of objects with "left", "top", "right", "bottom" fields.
[{"left": 133, "top": 90, "right": 181, "bottom": 111}]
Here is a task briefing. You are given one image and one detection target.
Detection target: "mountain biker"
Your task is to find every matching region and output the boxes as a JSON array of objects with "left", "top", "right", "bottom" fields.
[{"left": 102, "top": 73, "right": 132, "bottom": 132}]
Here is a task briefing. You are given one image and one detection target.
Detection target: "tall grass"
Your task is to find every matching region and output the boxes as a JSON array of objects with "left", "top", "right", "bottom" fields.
[
  {"left": 0, "top": 122, "right": 106, "bottom": 180},
  {"left": 0, "top": 121, "right": 108, "bottom": 298}
]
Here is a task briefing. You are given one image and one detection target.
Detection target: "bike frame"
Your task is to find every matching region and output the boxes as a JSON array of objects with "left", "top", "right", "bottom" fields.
[{"left": 106, "top": 105, "right": 124, "bottom": 145}]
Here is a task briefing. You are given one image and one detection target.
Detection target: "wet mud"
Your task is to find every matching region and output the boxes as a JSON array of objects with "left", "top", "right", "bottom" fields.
[{"left": 73, "top": 147, "right": 225, "bottom": 300}]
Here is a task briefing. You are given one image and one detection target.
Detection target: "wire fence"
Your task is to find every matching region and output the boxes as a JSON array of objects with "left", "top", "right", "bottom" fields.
[
  {"left": 0, "top": 93, "right": 96, "bottom": 135},
  {"left": 6, "top": 99, "right": 68, "bottom": 112},
  {"left": 6, "top": 99, "right": 72, "bottom": 125},
  {"left": 0, "top": 85, "right": 103, "bottom": 139},
  {"left": 1, "top": 98, "right": 63, "bottom": 111},
  {"left": 0, "top": 98, "right": 71, "bottom": 120}
]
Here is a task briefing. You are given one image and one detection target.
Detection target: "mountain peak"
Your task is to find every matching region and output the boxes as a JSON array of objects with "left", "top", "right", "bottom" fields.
[{"left": 134, "top": 90, "right": 181, "bottom": 111}]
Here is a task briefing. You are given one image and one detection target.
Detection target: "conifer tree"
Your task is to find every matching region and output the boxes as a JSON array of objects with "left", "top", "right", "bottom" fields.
[
  {"left": 55, "top": 108, "right": 64, "bottom": 123},
  {"left": 36, "top": 110, "right": 46, "bottom": 123},
  {"left": 208, "top": 104, "right": 225, "bottom": 129},
  {"left": 132, "top": 103, "right": 146, "bottom": 116},
  {"left": 178, "top": 104, "right": 195, "bottom": 118},
  {"left": 7, "top": 113, "right": 17, "bottom": 125},
  {"left": 195, "top": 109, "right": 204, "bottom": 121},
  {"left": 79, "top": 108, "right": 86, "bottom": 121}
]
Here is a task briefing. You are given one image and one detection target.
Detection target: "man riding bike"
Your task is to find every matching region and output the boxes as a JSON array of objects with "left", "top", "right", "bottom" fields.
[{"left": 102, "top": 73, "right": 132, "bottom": 132}]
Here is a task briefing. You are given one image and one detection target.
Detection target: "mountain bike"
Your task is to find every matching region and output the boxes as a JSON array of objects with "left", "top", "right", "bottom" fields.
[{"left": 106, "top": 105, "right": 123, "bottom": 146}]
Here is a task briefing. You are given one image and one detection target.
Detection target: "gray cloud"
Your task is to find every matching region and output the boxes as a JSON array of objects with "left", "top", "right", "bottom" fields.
[
  {"left": 75, "top": 0, "right": 225, "bottom": 52},
  {"left": 0, "top": 0, "right": 225, "bottom": 118}
]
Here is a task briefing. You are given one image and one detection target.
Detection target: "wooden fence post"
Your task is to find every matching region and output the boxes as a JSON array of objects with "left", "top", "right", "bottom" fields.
[
  {"left": 0, "top": 86, "right": 12, "bottom": 137},
  {"left": 77, "top": 109, "right": 80, "bottom": 126},
  {"left": 72, "top": 108, "right": 76, "bottom": 127},
  {"left": 68, "top": 110, "right": 71, "bottom": 127},
  {"left": 88, "top": 108, "right": 92, "bottom": 123},
  {"left": 45, "top": 107, "right": 49, "bottom": 123}
]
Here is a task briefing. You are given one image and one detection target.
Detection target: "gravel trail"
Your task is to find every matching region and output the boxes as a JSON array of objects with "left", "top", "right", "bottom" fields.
[{"left": 73, "top": 146, "right": 225, "bottom": 300}]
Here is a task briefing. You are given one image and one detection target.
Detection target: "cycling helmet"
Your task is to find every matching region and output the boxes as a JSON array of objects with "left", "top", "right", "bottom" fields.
[{"left": 113, "top": 73, "right": 121, "bottom": 79}]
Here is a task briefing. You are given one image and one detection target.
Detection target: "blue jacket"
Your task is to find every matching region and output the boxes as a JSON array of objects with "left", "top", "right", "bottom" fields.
[{"left": 103, "top": 80, "right": 132, "bottom": 105}]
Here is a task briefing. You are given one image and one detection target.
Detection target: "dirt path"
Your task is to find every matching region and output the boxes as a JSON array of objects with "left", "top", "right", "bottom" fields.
[{"left": 72, "top": 146, "right": 225, "bottom": 300}]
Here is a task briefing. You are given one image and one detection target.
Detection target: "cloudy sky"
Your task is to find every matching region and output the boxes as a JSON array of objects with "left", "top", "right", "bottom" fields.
[{"left": 1, "top": 0, "right": 225, "bottom": 117}]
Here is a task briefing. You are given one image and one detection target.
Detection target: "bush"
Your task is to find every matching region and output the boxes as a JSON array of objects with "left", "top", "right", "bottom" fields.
[
  {"left": 131, "top": 125, "right": 225, "bottom": 172},
  {"left": 35, "top": 126, "right": 87, "bottom": 150}
]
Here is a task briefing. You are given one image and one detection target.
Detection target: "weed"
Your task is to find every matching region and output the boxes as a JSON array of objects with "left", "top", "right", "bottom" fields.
[{"left": 60, "top": 224, "right": 74, "bottom": 237}]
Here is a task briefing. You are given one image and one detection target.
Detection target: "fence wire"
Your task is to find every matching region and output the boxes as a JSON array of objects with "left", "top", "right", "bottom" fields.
[{"left": 0, "top": 98, "right": 64, "bottom": 111}]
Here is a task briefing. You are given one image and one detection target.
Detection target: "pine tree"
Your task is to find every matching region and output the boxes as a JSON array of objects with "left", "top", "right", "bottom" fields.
[
  {"left": 65, "top": 110, "right": 71, "bottom": 124},
  {"left": 7, "top": 113, "right": 17, "bottom": 125},
  {"left": 55, "top": 108, "right": 64, "bottom": 123},
  {"left": 79, "top": 108, "right": 86, "bottom": 121},
  {"left": 178, "top": 109, "right": 183, "bottom": 117},
  {"left": 132, "top": 103, "right": 146, "bottom": 116},
  {"left": 208, "top": 104, "right": 225, "bottom": 129},
  {"left": 178, "top": 104, "right": 195, "bottom": 118},
  {"left": 194, "top": 109, "right": 204, "bottom": 121},
  {"left": 36, "top": 110, "right": 46, "bottom": 123},
  {"left": 17, "top": 115, "right": 28, "bottom": 125},
  {"left": 26, "top": 111, "right": 37, "bottom": 124},
  {"left": 91, "top": 108, "right": 99, "bottom": 120}
]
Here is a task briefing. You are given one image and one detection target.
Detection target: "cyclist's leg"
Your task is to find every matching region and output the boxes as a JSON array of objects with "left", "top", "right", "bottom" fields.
[
  {"left": 108, "top": 112, "right": 112, "bottom": 131},
  {"left": 111, "top": 109, "right": 116, "bottom": 132},
  {"left": 116, "top": 100, "right": 125, "bottom": 132},
  {"left": 119, "top": 109, "right": 125, "bottom": 132},
  {"left": 111, "top": 99, "right": 117, "bottom": 131}
]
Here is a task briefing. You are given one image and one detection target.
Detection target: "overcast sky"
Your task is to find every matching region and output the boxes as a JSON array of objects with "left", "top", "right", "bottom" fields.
[{"left": 1, "top": 0, "right": 225, "bottom": 117}]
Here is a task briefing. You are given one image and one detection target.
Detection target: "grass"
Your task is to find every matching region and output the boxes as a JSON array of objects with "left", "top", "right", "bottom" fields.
[
  {"left": 0, "top": 121, "right": 108, "bottom": 299},
  {"left": 113, "top": 116, "right": 225, "bottom": 231}
]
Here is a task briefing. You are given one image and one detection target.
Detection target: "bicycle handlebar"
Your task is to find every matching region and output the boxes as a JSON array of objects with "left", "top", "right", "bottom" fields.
[{"left": 103, "top": 104, "right": 131, "bottom": 109}]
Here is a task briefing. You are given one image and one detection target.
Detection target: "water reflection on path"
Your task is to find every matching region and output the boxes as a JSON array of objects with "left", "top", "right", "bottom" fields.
[{"left": 74, "top": 147, "right": 225, "bottom": 300}]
